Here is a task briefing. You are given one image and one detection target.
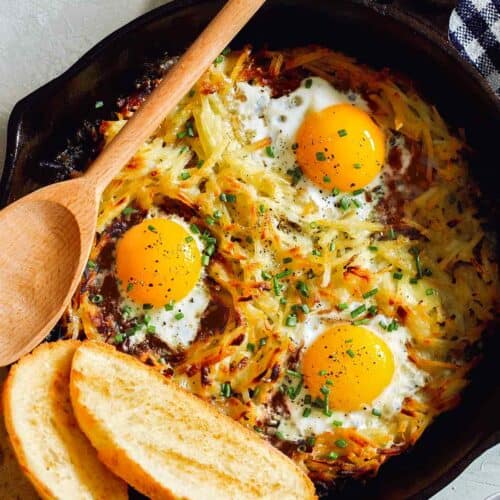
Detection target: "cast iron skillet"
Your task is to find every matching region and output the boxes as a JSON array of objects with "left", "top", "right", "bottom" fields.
[{"left": 1, "top": 1, "right": 499, "bottom": 498}]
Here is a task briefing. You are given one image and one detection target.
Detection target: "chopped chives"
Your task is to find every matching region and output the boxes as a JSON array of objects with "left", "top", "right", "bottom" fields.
[
  {"left": 201, "top": 254, "right": 210, "bottom": 266},
  {"left": 312, "top": 249, "right": 322, "bottom": 257},
  {"left": 306, "top": 436, "right": 316, "bottom": 448},
  {"left": 387, "top": 227, "right": 397, "bottom": 240},
  {"left": 90, "top": 294, "right": 103, "bottom": 304},
  {"left": 185, "top": 236, "right": 194, "bottom": 243},
  {"left": 368, "top": 245, "right": 378, "bottom": 252},
  {"left": 196, "top": 159, "right": 204, "bottom": 168},
  {"left": 350, "top": 304, "right": 366, "bottom": 318},
  {"left": 261, "top": 270, "right": 271, "bottom": 280},
  {"left": 319, "top": 370, "right": 328, "bottom": 376},
  {"left": 372, "top": 408, "right": 382, "bottom": 417},
  {"left": 259, "top": 337, "right": 268, "bottom": 348},
  {"left": 205, "top": 216, "right": 215, "bottom": 226},
  {"left": 221, "top": 382, "right": 231, "bottom": 398},
  {"left": 337, "top": 129, "right": 348, "bottom": 137},
  {"left": 338, "top": 303, "right": 349, "bottom": 311},
  {"left": 316, "top": 151, "right": 326, "bottom": 161},
  {"left": 339, "top": 197, "right": 351, "bottom": 211},
  {"left": 87, "top": 260, "right": 97, "bottom": 270},
  {"left": 303, "top": 407, "right": 312, "bottom": 417},
  {"left": 335, "top": 439, "right": 348, "bottom": 448},
  {"left": 426, "top": 288, "right": 435, "bottom": 295},
  {"left": 286, "top": 369, "right": 302, "bottom": 378},
  {"left": 332, "top": 420, "right": 343, "bottom": 427},
  {"left": 286, "top": 314, "right": 298, "bottom": 327},
  {"left": 247, "top": 342, "right": 255, "bottom": 352},
  {"left": 331, "top": 187, "right": 340, "bottom": 196},
  {"left": 409, "top": 277, "right": 419, "bottom": 284},
  {"left": 352, "top": 189, "right": 364, "bottom": 196},
  {"left": 353, "top": 318, "right": 369, "bottom": 326},
  {"left": 174, "top": 312, "right": 184, "bottom": 320},
  {"left": 276, "top": 269, "right": 293, "bottom": 279},
  {"left": 147, "top": 224, "right": 157, "bottom": 233},
  {"left": 176, "top": 130, "right": 187, "bottom": 139},
  {"left": 146, "top": 325, "right": 156, "bottom": 334},
  {"left": 266, "top": 145, "right": 275, "bottom": 158},
  {"left": 328, "top": 451, "right": 339, "bottom": 460},
  {"left": 323, "top": 175, "right": 331, "bottom": 183},
  {"left": 393, "top": 271, "right": 403, "bottom": 280},
  {"left": 296, "top": 281, "right": 309, "bottom": 297},
  {"left": 142, "top": 303, "right": 153, "bottom": 310},
  {"left": 367, "top": 305, "right": 378, "bottom": 315},
  {"left": 122, "top": 206, "right": 136, "bottom": 216},
  {"left": 164, "top": 301, "right": 175, "bottom": 311},
  {"left": 190, "top": 223, "right": 200, "bottom": 234},
  {"left": 362, "top": 288, "right": 378, "bottom": 299},
  {"left": 179, "top": 170, "right": 191, "bottom": 180},
  {"left": 272, "top": 277, "right": 282, "bottom": 296},
  {"left": 353, "top": 163, "right": 362, "bottom": 169},
  {"left": 259, "top": 204, "right": 266, "bottom": 215},
  {"left": 387, "top": 319, "right": 399, "bottom": 332},
  {"left": 114, "top": 333, "right": 125, "bottom": 343},
  {"left": 346, "top": 349, "right": 355, "bottom": 358},
  {"left": 283, "top": 257, "right": 293, "bottom": 264},
  {"left": 305, "top": 78, "right": 313, "bottom": 88},
  {"left": 95, "top": 100, "right": 104, "bottom": 108}
]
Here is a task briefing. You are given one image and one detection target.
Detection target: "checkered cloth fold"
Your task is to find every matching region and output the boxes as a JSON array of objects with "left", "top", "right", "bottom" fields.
[{"left": 449, "top": 0, "right": 500, "bottom": 94}]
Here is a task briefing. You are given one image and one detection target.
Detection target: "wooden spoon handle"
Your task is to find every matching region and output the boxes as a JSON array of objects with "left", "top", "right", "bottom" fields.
[{"left": 85, "top": 0, "right": 265, "bottom": 193}]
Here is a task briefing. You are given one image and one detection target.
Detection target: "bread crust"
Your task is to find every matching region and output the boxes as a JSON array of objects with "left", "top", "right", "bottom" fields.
[
  {"left": 2, "top": 340, "right": 128, "bottom": 500},
  {"left": 70, "top": 341, "right": 316, "bottom": 500}
]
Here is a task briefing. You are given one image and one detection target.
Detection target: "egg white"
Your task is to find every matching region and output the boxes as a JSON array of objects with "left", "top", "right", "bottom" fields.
[
  {"left": 118, "top": 212, "right": 210, "bottom": 350},
  {"left": 276, "top": 305, "right": 428, "bottom": 441}
]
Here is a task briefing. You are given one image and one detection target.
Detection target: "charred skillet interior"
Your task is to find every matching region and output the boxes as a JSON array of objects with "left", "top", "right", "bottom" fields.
[{"left": 1, "top": 1, "right": 499, "bottom": 499}]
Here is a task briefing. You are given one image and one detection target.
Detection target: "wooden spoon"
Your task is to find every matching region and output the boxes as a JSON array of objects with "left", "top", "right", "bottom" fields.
[{"left": 0, "top": 0, "right": 265, "bottom": 366}]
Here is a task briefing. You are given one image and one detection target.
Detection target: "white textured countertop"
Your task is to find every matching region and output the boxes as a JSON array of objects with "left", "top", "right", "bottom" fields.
[{"left": 0, "top": 1, "right": 499, "bottom": 499}]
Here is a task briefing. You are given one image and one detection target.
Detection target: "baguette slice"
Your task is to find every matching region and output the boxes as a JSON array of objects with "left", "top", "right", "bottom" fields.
[
  {"left": 3, "top": 340, "right": 128, "bottom": 500},
  {"left": 70, "top": 341, "right": 316, "bottom": 500}
]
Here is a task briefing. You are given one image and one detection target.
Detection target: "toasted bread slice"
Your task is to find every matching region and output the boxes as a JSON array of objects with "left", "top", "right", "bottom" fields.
[
  {"left": 2, "top": 340, "right": 128, "bottom": 500},
  {"left": 70, "top": 341, "right": 316, "bottom": 500},
  {"left": 0, "top": 367, "right": 39, "bottom": 500}
]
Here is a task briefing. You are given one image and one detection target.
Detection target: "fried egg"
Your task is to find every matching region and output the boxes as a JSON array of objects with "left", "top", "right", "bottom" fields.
[
  {"left": 115, "top": 213, "right": 210, "bottom": 349},
  {"left": 277, "top": 309, "right": 428, "bottom": 441},
  {"left": 232, "top": 77, "right": 390, "bottom": 222}
]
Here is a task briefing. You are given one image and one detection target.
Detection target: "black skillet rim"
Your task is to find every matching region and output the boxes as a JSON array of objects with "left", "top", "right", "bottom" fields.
[{"left": 0, "top": 1, "right": 498, "bottom": 499}]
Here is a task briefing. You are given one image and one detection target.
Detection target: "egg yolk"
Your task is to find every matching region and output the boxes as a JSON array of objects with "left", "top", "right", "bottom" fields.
[
  {"left": 302, "top": 324, "right": 394, "bottom": 412},
  {"left": 295, "top": 104, "right": 385, "bottom": 191},
  {"left": 116, "top": 218, "right": 201, "bottom": 307}
]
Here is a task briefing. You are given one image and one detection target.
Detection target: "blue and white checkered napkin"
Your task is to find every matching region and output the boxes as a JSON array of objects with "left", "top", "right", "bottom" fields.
[{"left": 449, "top": 0, "right": 500, "bottom": 94}]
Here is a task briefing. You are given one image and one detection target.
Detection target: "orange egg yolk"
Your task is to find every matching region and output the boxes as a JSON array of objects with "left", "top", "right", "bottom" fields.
[
  {"left": 116, "top": 218, "right": 201, "bottom": 307},
  {"left": 295, "top": 104, "right": 385, "bottom": 191},
  {"left": 302, "top": 324, "right": 394, "bottom": 412}
]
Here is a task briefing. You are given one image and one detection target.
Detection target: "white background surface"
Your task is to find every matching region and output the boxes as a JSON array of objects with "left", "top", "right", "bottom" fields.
[{"left": 0, "top": 1, "right": 499, "bottom": 498}]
